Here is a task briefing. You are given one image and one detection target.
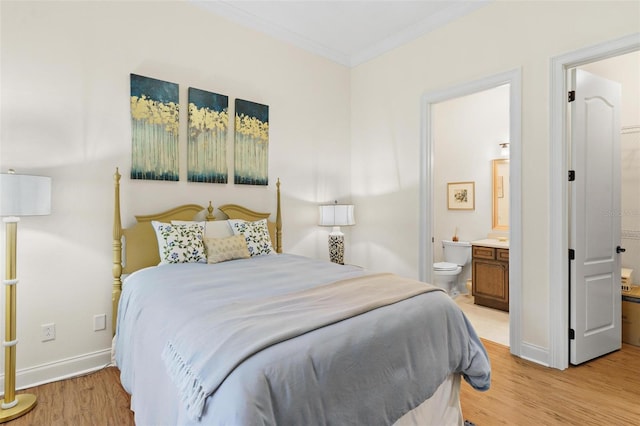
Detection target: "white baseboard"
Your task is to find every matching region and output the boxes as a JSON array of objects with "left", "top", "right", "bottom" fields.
[
  {"left": 520, "top": 341, "right": 550, "bottom": 367},
  {"left": 0, "top": 348, "right": 113, "bottom": 395}
]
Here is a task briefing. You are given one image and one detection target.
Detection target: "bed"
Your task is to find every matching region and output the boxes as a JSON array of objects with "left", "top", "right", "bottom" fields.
[{"left": 111, "top": 169, "right": 490, "bottom": 425}]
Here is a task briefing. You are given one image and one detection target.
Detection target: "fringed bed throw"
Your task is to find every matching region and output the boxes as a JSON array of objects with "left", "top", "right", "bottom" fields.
[{"left": 162, "top": 272, "right": 443, "bottom": 421}]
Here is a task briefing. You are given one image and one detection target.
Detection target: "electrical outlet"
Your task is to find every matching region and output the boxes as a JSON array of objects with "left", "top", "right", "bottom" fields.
[
  {"left": 93, "top": 314, "right": 106, "bottom": 331},
  {"left": 41, "top": 323, "right": 55, "bottom": 342}
]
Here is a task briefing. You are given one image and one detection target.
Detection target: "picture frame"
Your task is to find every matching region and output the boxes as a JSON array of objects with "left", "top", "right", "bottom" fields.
[{"left": 447, "top": 181, "right": 475, "bottom": 210}]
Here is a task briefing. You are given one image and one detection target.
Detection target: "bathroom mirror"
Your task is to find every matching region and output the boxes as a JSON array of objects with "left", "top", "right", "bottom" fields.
[{"left": 492, "top": 159, "right": 509, "bottom": 230}]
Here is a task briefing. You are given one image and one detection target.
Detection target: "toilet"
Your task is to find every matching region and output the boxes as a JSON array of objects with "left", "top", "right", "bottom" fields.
[{"left": 433, "top": 240, "right": 472, "bottom": 296}]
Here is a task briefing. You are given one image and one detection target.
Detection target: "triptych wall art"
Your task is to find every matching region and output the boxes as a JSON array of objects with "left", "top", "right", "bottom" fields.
[
  {"left": 129, "top": 73, "right": 269, "bottom": 186},
  {"left": 234, "top": 99, "right": 269, "bottom": 186},
  {"left": 130, "top": 74, "right": 179, "bottom": 181},
  {"left": 188, "top": 87, "right": 229, "bottom": 184}
]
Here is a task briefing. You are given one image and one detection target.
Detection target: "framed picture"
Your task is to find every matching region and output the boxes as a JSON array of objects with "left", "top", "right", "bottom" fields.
[{"left": 447, "top": 181, "right": 475, "bottom": 210}]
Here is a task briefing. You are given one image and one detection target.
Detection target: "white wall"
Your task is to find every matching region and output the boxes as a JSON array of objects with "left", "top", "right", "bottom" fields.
[
  {"left": 0, "top": 1, "right": 350, "bottom": 387},
  {"left": 350, "top": 1, "right": 639, "bottom": 361}
]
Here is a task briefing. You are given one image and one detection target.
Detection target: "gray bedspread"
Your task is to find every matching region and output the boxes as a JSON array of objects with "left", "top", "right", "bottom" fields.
[{"left": 115, "top": 254, "right": 490, "bottom": 425}]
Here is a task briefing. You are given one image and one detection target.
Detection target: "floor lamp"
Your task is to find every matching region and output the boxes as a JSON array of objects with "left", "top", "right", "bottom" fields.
[
  {"left": 318, "top": 201, "right": 355, "bottom": 265},
  {"left": 0, "top": 170, "right": 51, "bottom": 422}
]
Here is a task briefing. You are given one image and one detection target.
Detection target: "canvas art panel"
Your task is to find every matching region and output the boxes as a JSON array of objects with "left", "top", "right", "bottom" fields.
[
  {"left": 234, "top": 99, "right": 269, "bottom": 186},
  {"left": 188, "top": 87, "right": 229, "bottom": 183},
  {"left": 130, "top": 74, "right": 179, "bottom": 181}
]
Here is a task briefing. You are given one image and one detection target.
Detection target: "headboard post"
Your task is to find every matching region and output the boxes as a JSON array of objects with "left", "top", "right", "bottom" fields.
[
  {"left": 206, "top": 202, "right": 215, "bottom": 221},
  {"left": 112, "top": 168, "right": 123, "bottom": 335},
  {"left": 276, "top": 178, "right": 282, "bottom": 253}
]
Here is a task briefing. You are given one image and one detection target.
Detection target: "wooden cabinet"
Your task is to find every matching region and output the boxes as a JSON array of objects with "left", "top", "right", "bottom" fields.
[{"left": 472, "top": 245, "right": 509, "bottom": 311}]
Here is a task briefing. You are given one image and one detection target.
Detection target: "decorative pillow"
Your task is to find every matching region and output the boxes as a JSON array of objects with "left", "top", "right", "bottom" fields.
[
  {"left": 229, "top": 219, "right": 275, "bottom": 257},
  {"left": 151, "top": 221, "right": 206, "bottom": 264},
  {"left": 172, "top": 220, "right": 233, "bottom": 239},
  {"left": 204, "top": 235, "right": 251, "bottom": 264}
]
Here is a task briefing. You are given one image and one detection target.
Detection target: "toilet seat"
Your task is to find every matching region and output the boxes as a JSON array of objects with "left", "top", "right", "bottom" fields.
[{"left": 433, "top": 261, "right": 459, "bottom": 271}]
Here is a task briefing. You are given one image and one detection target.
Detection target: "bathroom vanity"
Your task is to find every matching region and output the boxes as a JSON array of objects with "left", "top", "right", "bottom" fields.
[{"left": 471, "top": 239, "right": 509, "bottom": 312}]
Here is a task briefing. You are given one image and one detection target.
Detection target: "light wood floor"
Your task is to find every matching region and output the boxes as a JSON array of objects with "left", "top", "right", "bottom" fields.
[
  {"left": 6, "top": 340, "right": 640, "bottom": 425},
  {"left": 461, "top": 340, "right": 640, "bottom": 425}
]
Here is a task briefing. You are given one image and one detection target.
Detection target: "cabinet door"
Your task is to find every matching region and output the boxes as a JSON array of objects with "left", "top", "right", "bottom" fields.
[{"left": 472, "top": 259, "right": 509, "bottom": 311}]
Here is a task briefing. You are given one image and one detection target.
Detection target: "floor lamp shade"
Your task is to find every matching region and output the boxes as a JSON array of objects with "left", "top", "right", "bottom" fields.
[
  {"left": 0, "top": 173, "right": 51, "bottom": 217},
  {"left": 318, "top": 203, "right": 355, "bottom": 264},
  {"left": 0, "top": 172, "right": 51, "bottom": 422}
]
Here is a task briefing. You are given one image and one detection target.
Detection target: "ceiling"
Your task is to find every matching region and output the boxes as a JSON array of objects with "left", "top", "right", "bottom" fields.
[{"left": 192, "top": 1, "right": 490, "bottom": 67}]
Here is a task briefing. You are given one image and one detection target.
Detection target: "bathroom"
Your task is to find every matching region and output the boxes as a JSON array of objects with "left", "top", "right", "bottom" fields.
[{"left": 432, "top": 83, "right": 510, "bottom": 300}]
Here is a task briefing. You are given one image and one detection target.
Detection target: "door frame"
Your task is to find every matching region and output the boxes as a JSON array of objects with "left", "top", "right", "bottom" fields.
[
  {"left": 549, "top": 33, "right": 640, "bottom": 370},
  {"left": 419, "top": 68, "right": 523, "bottom": 356}
]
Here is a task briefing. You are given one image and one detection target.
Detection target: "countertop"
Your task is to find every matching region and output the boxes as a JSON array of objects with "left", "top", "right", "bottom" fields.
[{"left": 471, "top": 238, "right": 509, "bottom": 249}]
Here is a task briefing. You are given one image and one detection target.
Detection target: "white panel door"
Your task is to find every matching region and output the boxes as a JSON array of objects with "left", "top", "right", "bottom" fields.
[{"left": 570, "top": 69, "right": 622, "bottom": 365}]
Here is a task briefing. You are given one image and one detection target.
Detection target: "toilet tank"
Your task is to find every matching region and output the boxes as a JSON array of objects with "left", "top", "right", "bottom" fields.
[{"left": 442, "top": 240, "right": 471, "bottom": 266}]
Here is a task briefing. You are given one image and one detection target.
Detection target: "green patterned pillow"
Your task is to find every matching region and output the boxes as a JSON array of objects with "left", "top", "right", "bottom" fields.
[
  {"left": 204, "top": 235, "right": 251, "bottom": 264},
  {"left": 229, "top": 219, "right": 275, "bottom": 256},
  {"left": 151, "top": 221, "right": 206, "bottom": 264}
]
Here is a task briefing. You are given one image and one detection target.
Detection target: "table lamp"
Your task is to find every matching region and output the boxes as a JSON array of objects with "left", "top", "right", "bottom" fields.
[{"left": 318, "top": 201, "right": 355, "bottom": 264}]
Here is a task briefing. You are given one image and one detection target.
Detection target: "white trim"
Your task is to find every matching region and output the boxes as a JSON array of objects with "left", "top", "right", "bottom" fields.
[
  {"left": 621, "top": 125, "right": 640, "bottom": 134},
  {"left": 520, "top": 342, "right": 550, "bottom": 367},
  {"left": 420, "top": 68, "right": 524, "bottom": 359},
  {"left": 191, "top": 1, "right": 489, "bottom": 68},
  {"left": 549, "top": 32, "right": 640, "bottom": 370},
  {"left": 0, "top": 348, "right": 112, "bottom": 395}
]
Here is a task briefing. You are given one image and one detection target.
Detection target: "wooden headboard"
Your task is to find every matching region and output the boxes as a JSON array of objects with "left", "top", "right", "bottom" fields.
[{"left": 111, "top": 168, "right": 282, "bottom": 333}]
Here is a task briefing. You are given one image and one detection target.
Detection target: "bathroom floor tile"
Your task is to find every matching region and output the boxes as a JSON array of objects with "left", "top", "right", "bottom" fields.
[{"left": 455, "top": 294, "right": 509, "bottom": 346}]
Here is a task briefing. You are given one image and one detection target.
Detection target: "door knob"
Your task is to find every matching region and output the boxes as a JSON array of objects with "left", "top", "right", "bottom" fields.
[{"left": 617, "top": 246, "right": 626, "bottom": 253}]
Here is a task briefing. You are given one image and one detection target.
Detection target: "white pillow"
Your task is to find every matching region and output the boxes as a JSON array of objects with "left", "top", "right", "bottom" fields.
[
  {"left": 171, "top": 220, "right": 233, "bottom": 239},
  {"left": 205, "top": 220, "right": 233, "bottom": 239},
  {"left": 152, "top": 221, "right": 206, "bottom": 264},
  {"left": 228, "top": 219, "right": 275, "bottom": 257}
]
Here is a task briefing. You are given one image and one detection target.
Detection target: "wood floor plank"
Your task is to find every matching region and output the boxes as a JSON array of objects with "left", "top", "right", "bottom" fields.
[
  {"left": 461, "top": 340, "right": 640, "bottom": 425},
  {"left": 8, "top": 366, "right": 134, "bottom": 426},
  {"left": 6, "top": 339, "right": 639, "bottom": 425}
]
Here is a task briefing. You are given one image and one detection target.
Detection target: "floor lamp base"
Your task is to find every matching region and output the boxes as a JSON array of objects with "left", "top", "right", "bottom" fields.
[{"left": 0, "top": 394, "right": 36, "bottom": 423}]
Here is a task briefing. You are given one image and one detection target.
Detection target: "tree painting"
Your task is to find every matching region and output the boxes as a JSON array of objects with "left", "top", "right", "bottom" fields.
[
  {"left": 130, "top": 74, "right": 179, "bottom": 181},
  {"left": 188, "top": 88, "right": 229, "bottom": 183},
  {"left": 234, "top": 99, "right": 269, "bottom": 186}
]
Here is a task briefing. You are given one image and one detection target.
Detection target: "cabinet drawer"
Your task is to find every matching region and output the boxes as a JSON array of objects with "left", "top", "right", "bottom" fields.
[
  {"left": 497, "top": 249, "right": 510, "bottom": 261},
  {"left": 473, "top": 246, "right": 495, "bottom": 260}
]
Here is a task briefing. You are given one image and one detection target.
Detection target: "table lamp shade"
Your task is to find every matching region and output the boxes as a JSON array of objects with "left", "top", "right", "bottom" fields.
[
  {"left": 0, "top": 173, "right": 51, "bottom": 217},
  {"left": 318, "top": 204, "right": 355, "bottom": 227}
]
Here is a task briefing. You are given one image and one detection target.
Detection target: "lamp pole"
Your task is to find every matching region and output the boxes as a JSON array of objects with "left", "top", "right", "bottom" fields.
[
  {"left": 0, "top": 171, "right": 51, "bottom": 422},
  {"left": 0, "top": 217, "right": 37, "bottom": 422}
]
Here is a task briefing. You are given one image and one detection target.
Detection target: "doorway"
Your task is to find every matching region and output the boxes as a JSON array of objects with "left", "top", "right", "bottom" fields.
[
  {"left": 419, "top": 69, "right": 522, "bottom": 355},
  {"left": 549, "top": 33, "right": 640, "bottom": 370},
  {"left": 432, "top": 85, "right": 510, "bottom": 346}
]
